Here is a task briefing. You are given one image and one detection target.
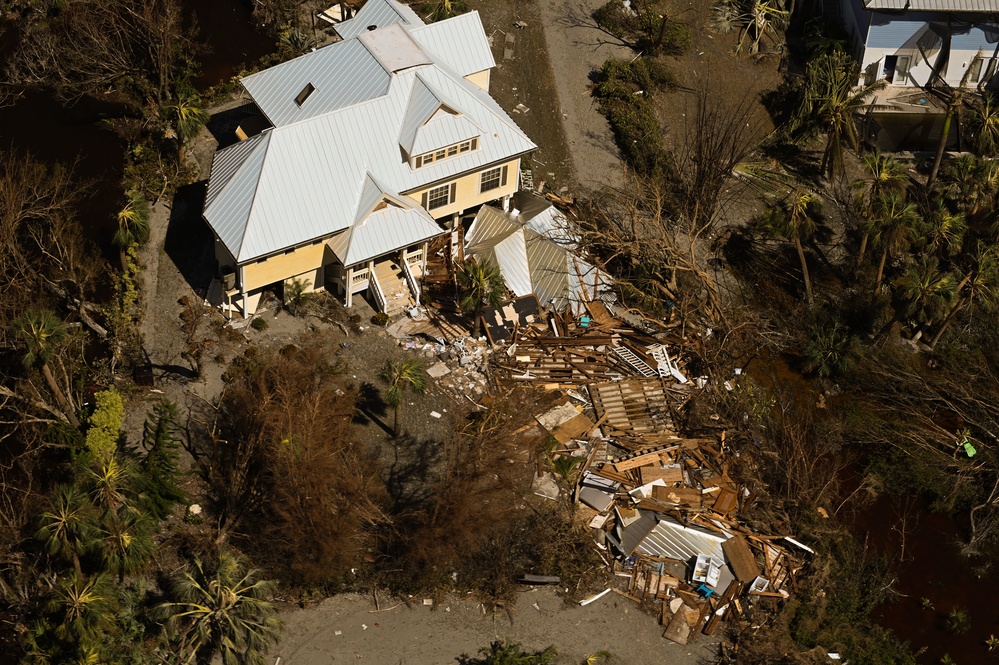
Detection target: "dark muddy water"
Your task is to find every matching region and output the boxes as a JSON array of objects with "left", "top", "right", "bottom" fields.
[
  {"left": 854, "top": 495, "right": 999, "bottom": 664},
  {"left": 0, "top": 1, "right": 274, "bottom": 255}
]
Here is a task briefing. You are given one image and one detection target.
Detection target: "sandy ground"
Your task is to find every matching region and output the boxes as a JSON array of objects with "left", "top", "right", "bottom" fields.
[
  {"left": 536, "top": 0, "right": 633, "bottom": 193},
  {"left": 269, "top": 588, "right": 720, "bottom": 665}
]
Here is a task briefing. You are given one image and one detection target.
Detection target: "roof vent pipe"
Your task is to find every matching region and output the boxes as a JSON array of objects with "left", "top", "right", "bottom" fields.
[{"left": 367, "top": 24, "right": 378, "bottom": 31}]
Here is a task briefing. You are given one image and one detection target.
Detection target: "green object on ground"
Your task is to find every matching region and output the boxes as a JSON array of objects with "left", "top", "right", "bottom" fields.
[{"left": 963, "top": 441, "right": 977, "bottom": 457}]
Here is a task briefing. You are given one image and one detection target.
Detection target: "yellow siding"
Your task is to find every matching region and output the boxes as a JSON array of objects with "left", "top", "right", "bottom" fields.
[
  {"left": 406, "top": 158, "right": 520, "bottom": 219},
  {"left": 243, "top": 241, "right": 326, "bottom": 291},
  {"left": 464, "top": 69, "right": 490, "bottom": 92}
]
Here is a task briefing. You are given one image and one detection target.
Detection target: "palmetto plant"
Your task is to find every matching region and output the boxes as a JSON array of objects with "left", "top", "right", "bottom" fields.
[
  {"left": 968, "top": 92, "right": 999, "bottom": 156},
  {"left": 113, "top": 190, "right": 150, "bottom": 271},
  {"left": 15, "top": 308, "right": 80, "bottom": 428},
  {"left": 795, "top": 50, "right": 887, "bottom": 180},
  {"left": 801, "top": 322, "right": 863, "bottom": 378},
  {"left": 919, "top": 198, "right": 967, "bottom": 258},
  {"left": 458, "top": 258, "right": 506, "bottom": 336},
  {"left": 36, "top": 485, "right": 95, "bottom": 577},
  {"left": 424, "top": 0, "right": 468, "bottom": 22},
  {"left": 940, "top": 153, "right": 999, "bottom": 216},
  {"left": 380, "top": 358, "right": 428, "bottom": 435},
  {"left": 170, "top": 93, "right": 210, "bottom": 145},
  {"left": 157, "top": 551, "right": 282, "bottom": 665},
  {"left": 48, "top": 573, "right": 115, "bottom": 649},
  {"left": 97, "top": 509, "right": 153, "bottom": 584}
]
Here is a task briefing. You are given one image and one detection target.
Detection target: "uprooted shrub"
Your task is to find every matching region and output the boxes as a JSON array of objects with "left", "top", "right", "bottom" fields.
[{"left": 206, "top": 332, "right": 386, "bottom": 587}]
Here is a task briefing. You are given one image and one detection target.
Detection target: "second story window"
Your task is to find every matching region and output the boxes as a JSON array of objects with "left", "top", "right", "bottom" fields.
[
  {"left": 414, "top": 137, "right": 478, "bottom": 168},
  {"left": 480, "top": 166, "right": 507, "bottom": 193},
  {"left": 426, "top": 184, "right": 452, "bottom": 210}
]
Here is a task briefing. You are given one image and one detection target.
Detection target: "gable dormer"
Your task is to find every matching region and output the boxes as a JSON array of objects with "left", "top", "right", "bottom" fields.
[{"left": 399, "top": 75, "right": 481, "bottom": 169}]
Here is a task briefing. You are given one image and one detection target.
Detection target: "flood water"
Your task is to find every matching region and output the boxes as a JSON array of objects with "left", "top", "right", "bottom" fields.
[
  {"left": 0, "top": 1, "right": 274, "bottom": 259},
  {"left": 852, "top": 495, "right": 999, "bottom": 664}
]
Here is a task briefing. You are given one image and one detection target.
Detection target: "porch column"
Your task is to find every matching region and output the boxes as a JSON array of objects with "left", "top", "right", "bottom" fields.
[
  {"left": 345, "top": 267, "right": 353, "bottom": 308},
  {"left": 420, "top": 241, "right": 428, "bottom": 275},
  {"left": 501, "top": 195, "right": 511, "bottom": 212}
]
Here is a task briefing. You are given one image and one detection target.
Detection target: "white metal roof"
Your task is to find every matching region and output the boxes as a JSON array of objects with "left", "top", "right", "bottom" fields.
[
  {"left": 409, "top": 11, "right": 496, "bottom": 77},
  {"left": 204, "top": 10, "right": 536, "bottom": 264},
  {"left": 466, "top": 209, "right": 533, "bottom": 296},
  {"left": 241, "top": 39, "right": 391, "bottom": 127},
  {"left": 865, "top": 0, "right": 999, "bottom": 10},
  {"left": 327, "top": 203, "right": 444, "bottom": 267},
  {"left": 335, "top": 0, "right": 424, "bottom": 40}
]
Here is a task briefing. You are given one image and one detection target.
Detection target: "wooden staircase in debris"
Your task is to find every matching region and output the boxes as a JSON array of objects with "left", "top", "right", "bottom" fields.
[{"left": 373, "top": 261, "right": 414, "bottom": 318}]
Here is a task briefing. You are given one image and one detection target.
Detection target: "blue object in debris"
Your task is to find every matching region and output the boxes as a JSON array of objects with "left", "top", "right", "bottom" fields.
[
  {"left": 579, "top": 316, "right": 591, "bottom": 327},
  {"left": 697, "top": 584, "right": 716, "bottom": 598}
]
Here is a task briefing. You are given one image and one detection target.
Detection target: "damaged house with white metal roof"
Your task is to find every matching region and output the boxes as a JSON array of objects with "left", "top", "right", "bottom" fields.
[{"left": 202, "top": 0, "right": 536, "bottom": 317}]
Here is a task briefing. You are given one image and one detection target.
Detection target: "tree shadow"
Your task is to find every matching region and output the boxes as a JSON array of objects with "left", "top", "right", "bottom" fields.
[
  {"left": 164, "top": 181, "right": 215, "bottom": 296},
  {"left": 205, "top": 103, "right": 271, "bottom": 150},
  {"left": 354, "top": 381, "right": 390, "bottom": 428},
  {"left": 381, "top": 433, "right": 442, "bottom": 515}
]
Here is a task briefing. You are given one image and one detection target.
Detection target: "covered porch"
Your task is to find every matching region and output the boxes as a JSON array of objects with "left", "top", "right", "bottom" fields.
[{"left": 326, "top": 244, "right": 430, "bottom": 316}]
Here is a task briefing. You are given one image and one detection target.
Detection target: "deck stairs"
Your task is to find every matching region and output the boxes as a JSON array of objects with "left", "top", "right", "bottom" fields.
[
  {"left": 373, "top": 261, "right": 415, "bottom": 318},
  {"left": 649, "top": 344, "right": 688, "bottom": 383},
  {"left": 612, "top": 344, "right": 657, "bottom": 377}
]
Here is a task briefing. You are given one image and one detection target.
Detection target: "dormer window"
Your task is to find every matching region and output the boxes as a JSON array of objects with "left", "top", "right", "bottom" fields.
[
  {"left": 413, "top": 137, "right": 478, "bottom": 168},
  {"left": 295, "top": 83, "right": 316, "bottom": 107}
]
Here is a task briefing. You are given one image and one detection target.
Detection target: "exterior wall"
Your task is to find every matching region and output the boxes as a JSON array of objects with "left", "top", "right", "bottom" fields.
[
  {"left": 857, "top": 11, "right": 999, "bottom": 88},
  {"left": 405, "top": 157, "right": 521, "bottom": 220},
  {"left": 242, "top": 239, "right": 327, "bottom": 291},
  {"left": 464, "top": 69, "right": 490, "bottom": 92}
]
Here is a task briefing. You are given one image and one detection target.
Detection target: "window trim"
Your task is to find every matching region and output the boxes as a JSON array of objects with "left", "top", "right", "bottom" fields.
[
  {"left": 413, "top": 137, "right": 478, "bottom": 169},
  {"left": 425, "top": 184, "right": 452, "bottom": 210},
  {"left": 480, "top": 166, "right": 503, "bottom": 193}
]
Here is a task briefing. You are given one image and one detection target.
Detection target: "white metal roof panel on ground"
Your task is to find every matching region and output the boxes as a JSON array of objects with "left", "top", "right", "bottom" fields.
[
  {"left": 618, "top": 511, "right": 730, "bottom": 560},
  {"left": 466, "top": 204, "right": 611, "bottom": 314},
  {"left": 335, "top": 0, "right": 424, "bottom": 40},
  {"left": 327, "top": 204, "right": 444, "bottom": 267},
  {"left": 409, "top": 12, "right": 496, "bottom": 77},
  {"left": 865, "top": 0, "right": 999, "bottom": 9},
  {"left": 240, "top": 39, "right": 391, "bottom": 127}
]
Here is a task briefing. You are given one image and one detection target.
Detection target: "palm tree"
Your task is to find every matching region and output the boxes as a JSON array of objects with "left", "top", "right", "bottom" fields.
[
  {"left": 113, "top": 190, "right": 150, "bottom": 271},
  {"left": 895, "top": 256, "right": 956, "bottom": 337},
  {"left": 86, "top": 456, "right": 128, "bottom": 515},
  {"left": 48, "top": 573, "right": 115, "bottom": 652},
  {"left": 380, "top": 359, "right": 428, "bottom": 435},
  {"left": 801, "top": 323, "right": 863, "bottom": 378},
  {"left": 940, "top": 153, "right": 997, "bottom": 216},
  {"left": 967, "top": 92, "right": 999, "bottom": 156},
  {"left": 867, "top": 191, "right": 920, "bottom": 294},
  {"left": 458, "top": 258, "right": 506, "bottom": 336},
  {"left": 15, "top": 309, "right": 80, "bottom": 427},
  {"left": 757, "top": 190, "right": 821, "bottom": 305},
  {"left": 36, "top": 485, "right": 95, "bottom": 577},
  {"left": 425, "top": 0, "right": 468, "bottom": 22},
  {"left": 157, "top": 551, "right": 282, "bottom": 665},
  {"left": 926, "top": 51, "right": 982, "bottom": 188},
  {"left": 796, "top": 50, "right": 887, "bottom": 180},
  {"left": 931, "top": 241, "right": 999, "bottom": 347},
  {"left": 853, "top": 151, "right": 908, "bottom": 265},
  {"left": 918, "top": 198, "right": 967, "bottom": 257}
]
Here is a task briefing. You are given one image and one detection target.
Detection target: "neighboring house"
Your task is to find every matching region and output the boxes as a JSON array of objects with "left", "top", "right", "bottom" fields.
[
  {"left": 465, "top": 192, "right": 614, "bottom": 316},
  {"left": 840, "top": 0, "right": 999, "bottom": 89},
  {"left": 202, "top": 0, "right": 536, "bottom": 317}
]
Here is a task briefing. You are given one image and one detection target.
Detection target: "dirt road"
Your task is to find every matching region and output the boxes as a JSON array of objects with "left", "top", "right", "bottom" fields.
[
  {"left": 536, "top": 0, "right": 633, "bottom": 193},
  {"left": 269, "top": 588, "right": 719, "bottom": 664}
]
